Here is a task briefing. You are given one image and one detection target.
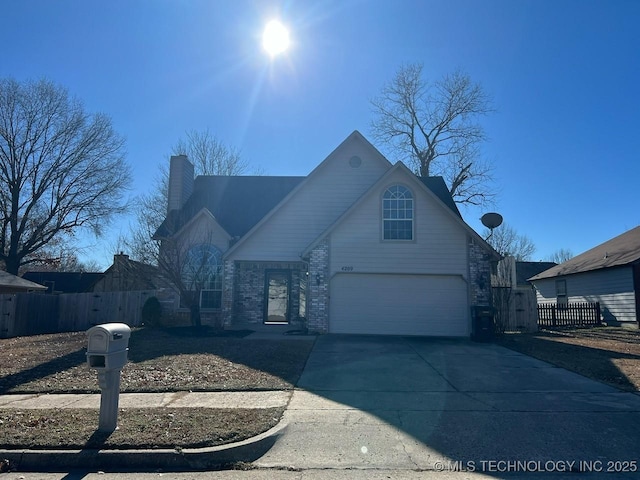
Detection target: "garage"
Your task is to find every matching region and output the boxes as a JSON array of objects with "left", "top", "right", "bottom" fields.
[{"left": 329, "top": 273, "right": 469, "bottom": 336}]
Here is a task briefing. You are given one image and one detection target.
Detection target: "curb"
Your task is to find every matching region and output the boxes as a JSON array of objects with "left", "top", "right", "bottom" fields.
[{"left": 0, "top": 420, "right": 288, "bottom": 472}]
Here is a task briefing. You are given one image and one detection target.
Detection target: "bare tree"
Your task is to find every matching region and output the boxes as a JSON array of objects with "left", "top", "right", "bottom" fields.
[
  {"left": 371, "top": 64, "right": 495, "bottom": 206},
  {"left": 545, "top": 248, "right": 574, "bottom": 264},
  {"left": 126, "top": 129, "right": 248, "bottom": 265},
  {"left": 156, "top": 234, "right": 223, "bottom": 327},
  {"left": 484, "top": 223, "right": 536, "bottom": 261},
  {"left": 0, "top": 78, "right": 130, "bottom": 275},
  {"left": 24, "top": 246, "right": 103, "bottom": 272},
  {"left": 173, "top": 129, "right": 248, "bottom": 176}
]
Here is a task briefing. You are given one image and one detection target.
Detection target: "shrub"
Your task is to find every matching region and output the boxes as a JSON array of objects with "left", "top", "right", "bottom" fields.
[{"left": 141, "top": 296, "right": 163, "bottom": 328}]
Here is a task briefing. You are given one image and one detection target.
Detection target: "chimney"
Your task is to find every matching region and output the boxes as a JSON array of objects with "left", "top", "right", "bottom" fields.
[
  {"left": 167, "top": 155, "right": 194, "bottom": 213},
  {"left": 113, "top": 252, "right": 129, "bottom": 263},
  {"left": 113, "top": 252, "right": 129, "bottom": 268}
]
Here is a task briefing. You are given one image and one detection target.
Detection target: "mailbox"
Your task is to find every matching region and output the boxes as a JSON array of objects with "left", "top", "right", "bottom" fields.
[
  {"left": 86, "top": 323, "right": 131, "bottom": 370},
  {"left": 86, "top": 323, "right": 131, "bottom": 432}
]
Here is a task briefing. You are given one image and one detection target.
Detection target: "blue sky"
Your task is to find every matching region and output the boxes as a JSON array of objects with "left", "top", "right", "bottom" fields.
[{"left": 1, "top": 0, "right": 639, "bottom": 267}]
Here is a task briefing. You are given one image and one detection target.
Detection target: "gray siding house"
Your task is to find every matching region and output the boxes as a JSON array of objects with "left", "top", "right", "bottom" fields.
[
  {"left": 529, "top": 226, "right": 640, "bottom": 328},
  {"left": 0, "top": 271, "right": 47, "bottom": 294},
  {"left": 154, "top": 131, "right": 499, "bottom": 336}
]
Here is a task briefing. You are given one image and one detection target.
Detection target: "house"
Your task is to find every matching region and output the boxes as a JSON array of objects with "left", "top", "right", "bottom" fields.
[
  {"left": 516, "top": 262, "right": 557, "bottom": 288},
  {"left": 92, "top": 253, "right": 168, "bottom": 292},
  {"left": 21, "top": 271, "right": 103, "bottom": 294},
  {"left": 0, "top": 270, "right": 47, "bottom": 294},
  {"left": 154, "top": 131, "right": 500, "bottom": 336},
  {"left": 493, "top": 258, "right": 557, "bottom": 289},
  {"left": 529, "top": 226, "right": 640, "bottom": 328}
]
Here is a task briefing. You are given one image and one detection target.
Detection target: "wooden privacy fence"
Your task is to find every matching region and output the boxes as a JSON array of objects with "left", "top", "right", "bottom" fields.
[
  {"left": 492, "top": 287, "right": 539, "bottom": 333},
  {"left": 537, "top": 302, "right": 602, "bottom": 328},
  {"left": 0, "top": 290, "right": 156, "bottom": 338}
]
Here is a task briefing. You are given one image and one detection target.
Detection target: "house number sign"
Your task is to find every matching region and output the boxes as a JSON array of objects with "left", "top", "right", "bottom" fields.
[{"left": 341, "top": 266, "right": 354, "bottom": 272}]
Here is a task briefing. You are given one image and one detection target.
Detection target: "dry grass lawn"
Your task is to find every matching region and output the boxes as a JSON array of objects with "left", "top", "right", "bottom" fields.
[
  {"left": 0, "top": 327, "right": 314, "bottom": 394},
  {"left": 0, "top": 407, "right": 283, "bottom": 450},
  {"left": 0, "top": 327, "right": 314, "bottom": 450},
  {"left": 496, "top": 327, "right": 640, "bottom": 391}
]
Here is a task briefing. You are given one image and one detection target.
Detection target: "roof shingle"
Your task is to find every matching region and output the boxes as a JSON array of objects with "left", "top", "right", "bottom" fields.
[
  {"left": 529, "top": 226, "right": 640, "bottom": 281},
  {"left": 155, "top": 173, "right": 463, "bottom": 240}
]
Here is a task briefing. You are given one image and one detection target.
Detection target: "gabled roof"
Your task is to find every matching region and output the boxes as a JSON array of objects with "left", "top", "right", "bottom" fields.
[
  {"left": 154, "top": 175, "right": 304, "bottom": 239},
  {"left": 418, "top": 177, "right": 462, "bottom": 218},
  {"left": 103, "top": 255, "right": 165, "bottom": 290},
  {"left": 0, "top": 271, "right": 47, "bottom": 292},
  {"left": 529, "top": 226, "right": 640, "bottom": 281},
  {"left": 222, "top": 130, "right": 393, "bottom": 258},
  {"left": 21, "top": 271, "right": 103, "bottom": 293},
  {"left": 516, "top": 262, "right": 557, "bottom": 285},
  {"left": 169, "top": 208, "right": 233, "bottom": 244}
]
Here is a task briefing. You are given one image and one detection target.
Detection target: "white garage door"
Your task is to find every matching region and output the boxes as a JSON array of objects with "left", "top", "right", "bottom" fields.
[{"left": 329, "top": 273, "right": 469, "bottom": 336}]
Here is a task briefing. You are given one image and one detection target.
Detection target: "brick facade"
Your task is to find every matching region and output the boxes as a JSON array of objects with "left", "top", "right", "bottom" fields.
[
  {"left": 228, "top": 261, "right": 307, "bottom": 326},
  {"left": 468, "top": 237, "right": 493, "bottom": 306},
  {"left": 222, "top": 259, "right": 235, "bottom": 326},
  {"left": 306, "top": 239, "right": 330, "bottom": 333}
]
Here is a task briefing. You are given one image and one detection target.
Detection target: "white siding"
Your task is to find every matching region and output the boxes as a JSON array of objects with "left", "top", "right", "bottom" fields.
[
  {"left": 330, "top": 274, "right": 469, "bottom": 336},
  {"left": 329, "top": 168, "right": 468, "bottom": 277},
  {"left": 228, "top": 136, "right": 390, "bottom": 261},
  {"left": 534, "top": 267, "right": 637, "bottom": 324},
  {"left": 176, "top": 210, "right": 230, "bottom": 254},
  {"left": 327, "top": 168, "right": 472, "bottom": 336}
]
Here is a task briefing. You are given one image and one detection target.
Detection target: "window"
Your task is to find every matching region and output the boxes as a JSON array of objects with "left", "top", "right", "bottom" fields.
[
  {"left": 556, "top": 279, "right": 567, "bottom": 306},
  {"left": 383, "top": 185, "right": 414, "bottom": 240},
  {"left": 182, "top": 245, "right": 223, "bottom": 309}
]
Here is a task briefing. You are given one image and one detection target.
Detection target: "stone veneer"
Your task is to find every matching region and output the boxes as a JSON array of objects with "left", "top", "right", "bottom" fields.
[
  {"left": 468, "top": 237, "right": 493, "bottom": 306},
  {"left": 306, "top": 239, "right": 330, "bottom": 333}
]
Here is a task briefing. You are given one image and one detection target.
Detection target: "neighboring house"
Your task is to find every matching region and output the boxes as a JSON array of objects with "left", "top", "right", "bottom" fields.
[
  {"left": 516, "top": 262, "right": 557, "bottom": 288},
  {"left": 0, "top": 270, "right": 47, "bottom": 294},
  {"left": 21, "top": 271, "right": 103, "bottom": 294},
  {"left": 493, "top": 258, "right": 557, "bottom": 289},
  {"left": 529, "top": 226, "right": 640, "bottom": 328},
  {"left": 92, "top": 253, "right": 168, "bottom": 292},
  {"left": 154, "top": 131, "right": 500, "bottom": 336}
]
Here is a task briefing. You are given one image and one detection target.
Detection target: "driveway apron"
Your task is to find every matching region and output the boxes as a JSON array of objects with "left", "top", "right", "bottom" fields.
[{"left": 255, "top": 335, "right": 640, "bottom": 474}]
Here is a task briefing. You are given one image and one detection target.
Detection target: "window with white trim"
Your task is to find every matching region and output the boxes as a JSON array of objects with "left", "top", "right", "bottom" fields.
[
  {"left": 182, "top": 244, "right": 223, "bottom": 309},
  {"left": 383, "top": 185, "right": 414, "bottom": 240}
]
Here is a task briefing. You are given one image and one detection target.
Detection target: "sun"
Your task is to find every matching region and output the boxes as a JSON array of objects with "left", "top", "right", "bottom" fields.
[{"left": 262, "top": 19, "right": 290, "bottom": 57}]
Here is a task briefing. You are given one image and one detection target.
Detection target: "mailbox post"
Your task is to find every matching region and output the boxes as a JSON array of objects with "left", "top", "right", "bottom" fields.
[{"left": 86, "top": 323, "right": 131, "bottom": 432}]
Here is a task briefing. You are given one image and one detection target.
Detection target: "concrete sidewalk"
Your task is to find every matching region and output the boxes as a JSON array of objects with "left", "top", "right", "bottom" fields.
[{"left": 0, "top": 390, "right": 290, "bottom": 410}]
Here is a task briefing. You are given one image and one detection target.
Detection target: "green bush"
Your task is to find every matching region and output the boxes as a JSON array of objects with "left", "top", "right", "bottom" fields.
[{"left": 141, "top": 296, "right": 163, "bottom": 328}]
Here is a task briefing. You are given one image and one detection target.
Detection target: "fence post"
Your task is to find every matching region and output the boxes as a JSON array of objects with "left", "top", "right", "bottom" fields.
[
  {"left": 596, "top": 302, "right": 601, "bottom": 325},
  {"left": 552, "top": 304, "right": 557, "bottom": 327}
]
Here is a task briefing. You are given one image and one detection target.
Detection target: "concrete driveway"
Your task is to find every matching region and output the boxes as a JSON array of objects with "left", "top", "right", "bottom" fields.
[{"left": 256, "top": 335, "right": 640, "bottom": 476}]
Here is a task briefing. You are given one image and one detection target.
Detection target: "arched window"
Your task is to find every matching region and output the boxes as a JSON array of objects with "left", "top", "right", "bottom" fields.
[
  {"left": 182, "top": 244, "right": 223, "bottom": 309},
  {"left": 382, "top": 185, "right": 414, "bottom": 240}
]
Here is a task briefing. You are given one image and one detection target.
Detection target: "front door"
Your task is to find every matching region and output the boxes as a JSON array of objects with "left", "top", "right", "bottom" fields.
[{"left": 264, "top": 270, "right": 290, "bottom": 324}]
